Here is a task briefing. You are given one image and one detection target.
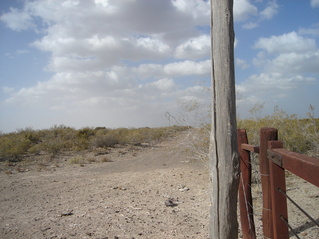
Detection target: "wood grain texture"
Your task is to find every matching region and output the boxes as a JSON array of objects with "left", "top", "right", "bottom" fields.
[{"left": 209, "top": 0, "right": 239, "bottom": 238}]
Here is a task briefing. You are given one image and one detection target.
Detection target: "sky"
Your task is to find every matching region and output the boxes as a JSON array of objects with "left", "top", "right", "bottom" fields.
[{"left": 0, "top": 0, "right": 318, "bottom": 133}]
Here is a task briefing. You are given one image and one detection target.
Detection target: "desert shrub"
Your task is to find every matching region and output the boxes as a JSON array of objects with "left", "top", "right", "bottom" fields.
[
  {"left": 181, "top": 103, "right": 318, "bottom": 161},
  {"left": 90, "top": 128, "right": 128, "bottom": 147},
  {"left": 238, "top": 105, "right": 319, "bottom": 155},
  {"left": 148, "top": 127, "right": 172, "bottom": 141},
  {"left": 38, "top": 126, "right": 76, "bottom": 155},
  {"left": 74, "top": 127, "right": 95, "bottom": 150},
  {"left": 111, "top": 128, "right": 130, "bottom": 145},
  {"left": 77, "top": 127, "right": 95, "bottom": 139},
  {"left": 183, "top": 124, "right": 210, "bottom": 161},
  {"left": 99, "top": 156, "right": 112, "bottom": 162},
  {"left": 0, "top": 134, "right": 32, "bottom": 161},
  {"left": 28, "top": 143, "right": 43, "bottom": 155},
  {"left": 148, "top": 126, "right": 189, "bottom": 141},
  {"left": 94, "top": 127, "right": 111, "bottom": 135},
  {"left": 0, "top": 127, "right": 41, "bottom": 160},
  {"left": 73, "top": 137, "right": 90, "bottom": 151},
  {"left": 17, "top": 127, "right": 41, "bottom": 144},
  {"left": 122, "top": 128, "right": 147, "bottom": 145},
  {"left": 95, "top": 126, "right": 106, "bottom": 130},
  {"left": 91, "top": 133, "right": 119, "bottom": 148},
  {"left": 68, "top": 156, "right": 86, "bottom": 164},
  {"left": 89, "top": 126, "right": 189, "bottom": 148},
  {"left": 42, "top": 138, "right": 66, "bottom": 155}
]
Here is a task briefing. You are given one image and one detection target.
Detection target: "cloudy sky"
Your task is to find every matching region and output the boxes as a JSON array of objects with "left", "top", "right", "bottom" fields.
[{"left": 0, "top": 0, "right": 318, "bottom": 133}]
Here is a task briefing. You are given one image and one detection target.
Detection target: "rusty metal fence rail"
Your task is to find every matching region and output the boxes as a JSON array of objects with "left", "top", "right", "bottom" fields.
[{"left": 237, "top": 127, "right": 319, "bottom": 239}]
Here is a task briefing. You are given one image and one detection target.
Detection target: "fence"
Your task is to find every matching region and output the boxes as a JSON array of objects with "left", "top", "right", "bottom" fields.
[{"left": 237, "top": 127, "right": 319, "bottom": 239}]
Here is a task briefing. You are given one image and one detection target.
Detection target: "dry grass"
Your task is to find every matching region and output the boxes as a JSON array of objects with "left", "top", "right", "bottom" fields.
[
  {"left": 185, "top": 105, "right": 318, "bottom": 162},
  {"left": 0, "top": 125, "right": 189, "bottom": 163}
]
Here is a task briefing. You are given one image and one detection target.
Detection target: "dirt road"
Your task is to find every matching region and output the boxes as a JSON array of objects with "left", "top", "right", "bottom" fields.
[
  {"left": 0, "top": 133, "right": 210, "bottom": 239},
  {"left": 1, "top": 131, "right": 318, "bottom": 238}
]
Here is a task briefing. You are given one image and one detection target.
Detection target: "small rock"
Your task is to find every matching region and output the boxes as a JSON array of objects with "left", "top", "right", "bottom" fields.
[
  {"left": 178, "top": 185, "right": 189, "bottom": 192},
  {"left": 165, "top": 198, "right": 178, "bottom": 207},
  {"left": 179, "top": 187, "right": 189, "bottom": 192},
  {"left": 40, "top": 227, "right": 51, "bottom": 232},
  {"left": 60, "top": 210, "right": 73, "bottom": 217}
]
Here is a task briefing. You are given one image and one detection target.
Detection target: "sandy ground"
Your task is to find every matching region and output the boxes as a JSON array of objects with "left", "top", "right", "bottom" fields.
[{"left": 0, "top": 131, "right": 318, "bottom": 239}]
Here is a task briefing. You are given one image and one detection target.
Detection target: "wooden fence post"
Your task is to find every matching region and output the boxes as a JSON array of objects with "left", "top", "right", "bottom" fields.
[
  {"left": 209, "top": 0, "right": 239, "bottom": 238},
  {"left": 268, "top": 140, "right": 289, "bottom": 239},
  {"left": 237, "top": 129, "right": 256, "bottom": 239},
  {"left": 259, "top": 127, "right": 278, "bottom": 238}
]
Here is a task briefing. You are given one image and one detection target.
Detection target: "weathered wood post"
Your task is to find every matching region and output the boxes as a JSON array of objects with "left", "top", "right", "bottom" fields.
[
  {"left": 237, "top": 129, "right": 256, "bottom": 239},
  {"left": 268, "top": 140, "right": 289, "bottom": 239},
  {"left": 259, "top": 127, "right": 278, "bottom": 238},
  {"left": 209, "top": 0, "right": 240, "bottom": 238}
]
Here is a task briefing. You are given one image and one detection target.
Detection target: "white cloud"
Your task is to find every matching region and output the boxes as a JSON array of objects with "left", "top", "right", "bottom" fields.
[
  {"left": 243, "top": 73, "right": 315, "bottom": 92},
  {"left": 164, "top": 60, "right": 210, "bottom": 76},
  {"left": 1, "top": 0, "right": 318, "bottom": 131},
  {"left": 233, "top": 0, "right": 258, "bottom": 22},
  {"left": 132, "top": 64, "right": 163, "bottom": 79},
  {"left": 135, "top": 37, "right": 171, "bottom": 54},
  {"left": 32, "top": 33, "right": 174, "bottom": 72},
  {"left": 298, "top": 26, "right": 319, "bottom": 37},
  {"left": 236, "top": 58, "right": 249, "bottom": 69},
  {"left": 175, "top": 35, "right": 210, "bottom": 59},
  {"left": 242, "top": 22, "right": 258, "bottom": 29},
  {"left": 253, "top": 32, "right": 319, "bottom": 75},
  {"left": 149, "top": 78, "right": 176, "bottom": 91},
  {"left": 0, "top": 7, "right": 35, "bottom": 31},
  {"left": 113, "top": 60, "right": 211, "bottom": 81},
  {"left": 171, "top": 0, "right": 210, "bottom": 21},
  {"left": 238, "top": 30, "right": 319, "bottom": 117},
  {"left": 234, "top": 0, "right": 279, "bottom": 29},
  {"left": 311, "top": 0, "right": 319, "bottom": 8},
  {"left": 254, "top": 32, "right": 317, "bottom": 54},
  {"left": 270, "top": 51, "right": 319, "bottom": 74},
  {"left": 87, "top": 35, "right": 120, "bottom": 51},
  {"left": 236, "top": 72, "right": 317, "bottom": 116},
  {"left": 2, "top": 87, "right": 15, "bottom": 94},
  {"left": 21, "top": 0, "right": 215, "bottom": 76},
  {"left": 94, "top": 0, "right": 110, "bottom": 8},
  {"left": 4, "top": 56, "right": 211, "bottom": 131},
  {"left": 260, "top": 1, "right": 279, "bottom": 20}
]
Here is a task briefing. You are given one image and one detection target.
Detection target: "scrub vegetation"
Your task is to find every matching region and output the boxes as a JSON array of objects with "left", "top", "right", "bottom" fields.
[
  {"left": 238, "top": 104, "right": 319, "bottom": 157},
  {"left": 0, "top": 125, "right": 189, "bottom": 162},
  {"left": 185, "top": 104, "right": 319, "bottom": 161},
  {"left": 0, "top": 104, "right": 318, "bottom": 164}
]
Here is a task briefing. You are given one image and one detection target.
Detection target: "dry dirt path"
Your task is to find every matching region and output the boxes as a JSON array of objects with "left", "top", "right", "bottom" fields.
[
  {"left": 0, "top": 133, "right": 210, "bottom": 239},
  {"left": 1, "top": 131, "right": 319, "bottom": 239}
]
